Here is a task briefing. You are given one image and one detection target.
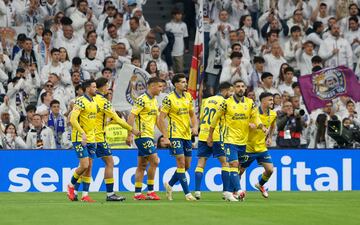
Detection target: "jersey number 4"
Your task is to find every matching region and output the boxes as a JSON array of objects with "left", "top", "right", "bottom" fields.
[{"left": 201, "top": 107, "right": 216, "bottom": 125}]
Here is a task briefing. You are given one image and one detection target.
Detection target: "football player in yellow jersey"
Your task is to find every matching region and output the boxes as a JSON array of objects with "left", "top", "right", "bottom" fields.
[
  {"left": 92, "top": 77, "right": 140, "bottom": 201},
  {"left": 127, "top": 77, "right": 163, "bottom": 201},
  {"left": 239, "top": 92, "right": 276, "bottom": 198},
  {"left": 67, "top": 79, "right": 98, "bottom": 202},
  {"left": 194, "top": 82, "right": 238, "bottom": 201},
  {"left": 208, "top": 80, "right": 264, "bottom": 201},
  {"left": 159, "top": 74, "right": 198, "bottom": 201}
]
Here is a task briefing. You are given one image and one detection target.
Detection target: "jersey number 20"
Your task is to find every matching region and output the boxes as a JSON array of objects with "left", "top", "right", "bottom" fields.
[{"left": 201, "top": 107, "right": 216, "bottom": 125}]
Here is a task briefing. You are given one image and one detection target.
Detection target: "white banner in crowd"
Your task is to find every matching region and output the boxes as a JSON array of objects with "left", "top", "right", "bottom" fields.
[{"left": 112, "top": 62, "right": 151, "bottom": 112}]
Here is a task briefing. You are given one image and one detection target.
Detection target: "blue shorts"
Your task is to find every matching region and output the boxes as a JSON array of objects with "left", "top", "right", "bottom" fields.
[
  {"left": 240, "top": 151, "right": 273, "bottom": 168},
  {"left": 225, "top": 144, "right": 246, "bottom": 162},
  {"left": 169, "top": 138, "right": 192, "bottom": 157},
  {"left": 197, "top": 141, "right": 225, "bottom": 158},
  {"left": 135, "top": 138, "right": 157, "bottom": 157},
  {"left": 96, "top": 142, "right": 112, "bottom": 158},
  {"left": 72, "top": 142, "right": 96, "bottom": 159}
]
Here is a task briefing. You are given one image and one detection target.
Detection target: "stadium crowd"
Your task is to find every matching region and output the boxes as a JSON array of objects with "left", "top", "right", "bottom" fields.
[{"left": 1, "top": 0, "right": 360, "bottom": 150}]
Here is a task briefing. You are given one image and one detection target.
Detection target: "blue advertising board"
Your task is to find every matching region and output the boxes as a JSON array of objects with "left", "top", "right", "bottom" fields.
[{"left": 0, "top": 149, "right": 358, "bottom": 192}]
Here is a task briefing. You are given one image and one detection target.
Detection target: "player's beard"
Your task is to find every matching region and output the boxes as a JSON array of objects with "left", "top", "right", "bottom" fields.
[{"left": 235, "top": 91, "right": 244, "bottom": 98}]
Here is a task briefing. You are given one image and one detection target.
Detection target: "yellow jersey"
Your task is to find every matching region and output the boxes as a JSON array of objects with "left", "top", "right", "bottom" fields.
[
  {"left": 211, "top": 96, "right": 261, "bottom": 145},
  {"left": 247, "top": 107, "right": 277, "bottom": 153},
  {"left": 70, "top": 95, "right": 98, "bottom": 143},
  {"left": 161, "top": 91, "right": 194, "bottom": 140},
  {"left": 93, "top": 93, "right": 132, "bottom": 142},
  {"left": 105, "top": 122, "right": 129, "bottom": 149},
  {"left": 130, "top": 92, "right": 158, "bottom": 139},
  {"left": 198, "top": 95, "right": 225, "bottom": 142}
]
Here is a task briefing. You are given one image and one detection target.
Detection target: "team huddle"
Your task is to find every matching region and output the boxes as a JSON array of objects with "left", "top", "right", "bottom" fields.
[{"left": 66, "top": 74, "right": 276, "bottom": 202}]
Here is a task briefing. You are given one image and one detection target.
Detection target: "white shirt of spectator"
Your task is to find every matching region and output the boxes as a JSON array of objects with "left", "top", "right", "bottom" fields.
[
  {"left": 295, "top": 47, "right": 314, "bottom": 76},
  {"left": 54, "top": 34, "right": 83, "bottom": 60},
  {"left": 263, "top": 53, "right": 287, "bottom": 86},
  {"left": 41, "top": 62, "right": 71, "bottom": 87},
  {"left": 70, "top": 8, "right": 99, "bottom": 38},
  {"left": 318, "top": 34, "right": 353, "bottom": 68},
  {"left": 0, "top": 0, "right": 16, "bottom": 27},
  {"left": 220, "top": 63, "right": 248, "bottom": 85},
  {"left": 165, "top": 20, "right": 188, "bottom": 57},
  {"left": 278, "top": 82, "right": 295, "bottom": 96},
  {"left": 81, "top": 58, "right": 103, "bottom": 78},
  {"left": 26, "top": 126, "right": 56, "bottom": 149},
  {"left": 79, "top": 41, "right": 105, "bottom": 62}
]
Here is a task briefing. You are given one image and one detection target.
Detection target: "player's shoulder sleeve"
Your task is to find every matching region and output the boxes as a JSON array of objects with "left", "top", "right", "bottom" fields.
[
  {"left": 247, "top": 97, "right": 256, "bottom": 109},
  {"left": 218, "top": 98, "right": 227, "bottom": 112},
  {"left": 131, "top": 94, "right": 146, "bottom": 115},
  {"left": 74, "top": 96, "right": 86, "bottom": 110},
  {"left": 93, "top": 94, "right": 105, "bottom": 108},
  {"left": 161, "top": 92, "right": 173, "bottom": 113},
  {"left": 103, "top": 96, "right": 113, "bottom": 111},
  {"left": 270, "top": 109, "right": 277, "bottom": 123},
  {"left": 185, "top": 92, "right": 194, "bottom": 111}
]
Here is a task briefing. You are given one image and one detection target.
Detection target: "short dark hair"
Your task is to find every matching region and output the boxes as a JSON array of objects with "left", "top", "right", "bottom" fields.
[
  {"left": 131, "top": 55, "right": 140, "bottom": 62},
  {"left": 102, "top": 67, "right": 112, "bottom": 74},
  {"left": 230, "top": 52, "right": 242, "bottom": 59},
  {"left": 259, "top": 92, "right": 273, "bottom": 102},
  {"left": 25, "top": 104, "right": 36, "bottom": 113},
  {"left": 253, "top": 56, "right": 265, "bottom": 64},
  {"left": 50, "top": 48, "right": 60, "bottom": 55},
  {"left": 147, "top": 77, "right": 163, "bottom": 86},
  {"left": 313, "top": 21, "right": 323, "bottom": 32},
  {"left": 292, "top": 82, "right": 300, "bottom": 89},
  {"left": 16, "top": 67, "right": 25, "bottom": 74},
  {"left": 107, "top": 23, "right": 116, "bottom": 30},
  {"left": 346, "top": 100, "right": 355, "bottom": 106},
  {"left": 349, "top": 15, "right": 359, "bottom": 23},
  {"left": 261, "top": 72, "right": 273, "bottom": 81},
  {"left": 218, "top": 82, "right": 232, "bottom": 92},
  {"left": 231, "top": 43, "right": 241, "bottom": 50},
  {"left": 312, "top": 65, "right": 323, "bottom": 72},
  {"left": 233, "top": 79, "right": 246, "bottom": 86},
  {"left": 86, "top": 30, "right": 97, "bottom": 39},
  {"left": 171, "top": 73, "right": 186, "bottom": 86},
  {"left": 171, "top": 8, "right": 182, "bottom": 15},
  {"left": 130, "top": 17, "right": 139, "bottom": 24},
  {"left": 72, "top": 57, "right": 82, "bottom": 65},
  {"left": 82, "top": 79, "right": 95, "bottom": 92},
  {"left": 284, "top": 67, "right": 295, "bottom": 74},
  {"left": 50, "top": 99, "right": 60, "bottom": 107},
  {"left": 60, "top": 16, "right": 73, "bottom": 25},
  {"left": 311, "top": 55, "right": 323, "bottom": 64},
  {"left": 77, "top": 0, "right": 88, "bottom": 7},
  {"left": 96, "top": 77, "right": 109, "bottom": 89},
  {"left": 290, "top": 25, "right": 301, "bottom": 33},
  {"left": 42, "top": 29, "right": 52, "bottom": 37}
]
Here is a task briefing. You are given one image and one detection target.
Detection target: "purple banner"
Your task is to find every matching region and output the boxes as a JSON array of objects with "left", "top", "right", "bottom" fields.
[{"left": 299, "top": 66, "right": 360, "bottom": 112}]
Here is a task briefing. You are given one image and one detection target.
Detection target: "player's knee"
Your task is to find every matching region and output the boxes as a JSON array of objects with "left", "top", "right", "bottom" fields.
[
  {"left": 239, "top": 167, "right": 246, "bottom": 175},
  {"left": 229, "top": 161, "right": 238, "bottom": 168},
  {"left": 150, "top": 159, "right": 159, "bottom": 168},
  {"left": 104, "top": 158, "right": 114, "bottom": 168},
  {"left": 266, "top": 168, "right": 274, "bottom": 176}
]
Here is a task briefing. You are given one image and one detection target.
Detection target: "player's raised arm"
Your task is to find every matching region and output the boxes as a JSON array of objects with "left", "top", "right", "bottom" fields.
[{"left": 250, "top": 101, "right": 263, "bottom": 130}]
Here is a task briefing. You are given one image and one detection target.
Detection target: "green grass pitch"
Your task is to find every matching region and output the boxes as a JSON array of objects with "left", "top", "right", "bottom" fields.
[{"left": 1, "top": 191, "right": 359, "bottom": 225}]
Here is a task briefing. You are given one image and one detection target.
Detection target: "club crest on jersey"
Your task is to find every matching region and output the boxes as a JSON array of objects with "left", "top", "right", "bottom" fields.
[{"left": 312, "top": 68, "right": 345, "bottom": 100}]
